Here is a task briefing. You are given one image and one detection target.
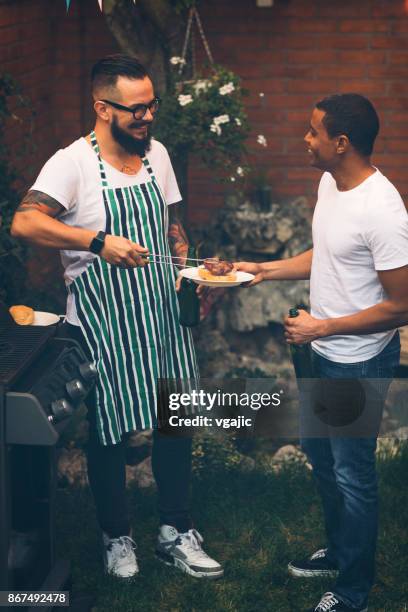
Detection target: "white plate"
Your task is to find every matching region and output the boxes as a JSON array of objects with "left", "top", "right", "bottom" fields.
[
  {"left": 33, "top": 311, "right": 61, "bottom": 326},
  {"left": 179, "top": 266, "right": 255, "bottom": 287}
]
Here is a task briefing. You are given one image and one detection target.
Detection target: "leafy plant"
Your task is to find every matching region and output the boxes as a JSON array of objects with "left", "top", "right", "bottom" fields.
[
  {"left": 154, "top": 63, "right": 250, "bottom": 180},
  {"left": 192, "top": 430, "right": 244, "bottom": 477},
  {"left": 0, "top": 74, "right": 30, "bottom": 305}
]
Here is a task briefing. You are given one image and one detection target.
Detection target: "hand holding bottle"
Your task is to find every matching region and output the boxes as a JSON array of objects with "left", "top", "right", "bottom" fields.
[{"left": 284, "top": 308, "right": 328, "bottom": 344}]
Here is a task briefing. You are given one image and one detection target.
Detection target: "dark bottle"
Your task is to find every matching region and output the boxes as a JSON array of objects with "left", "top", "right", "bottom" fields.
[
  {"left": 178, "top": 246, "right": 200, "bottom": 327},
  {"left": 288, "top": 306, "right": 314, "bottom": 379}
]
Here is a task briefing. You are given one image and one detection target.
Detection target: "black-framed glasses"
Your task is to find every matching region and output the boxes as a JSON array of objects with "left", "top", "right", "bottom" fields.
[{"left": 101, "top": 97, "right": 160, "bottom": 120}]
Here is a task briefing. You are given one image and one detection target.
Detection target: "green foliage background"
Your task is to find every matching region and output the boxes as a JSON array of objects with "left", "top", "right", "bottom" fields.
[{"left": 0, "top": 75, "right": 29, "bottom": 305}]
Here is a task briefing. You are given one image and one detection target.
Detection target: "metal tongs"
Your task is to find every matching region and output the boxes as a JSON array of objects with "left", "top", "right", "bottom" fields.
[{"left": 141, "top": 253, "right": 220, "bottom": 269}]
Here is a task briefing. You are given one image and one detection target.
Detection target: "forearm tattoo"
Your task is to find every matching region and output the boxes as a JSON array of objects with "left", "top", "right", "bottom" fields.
[
  {"left": 168, "top": 204, "right": 189, "bottom": 261},
  {"left": 16, "top": 190, "right": 64, "bottom": 217}
]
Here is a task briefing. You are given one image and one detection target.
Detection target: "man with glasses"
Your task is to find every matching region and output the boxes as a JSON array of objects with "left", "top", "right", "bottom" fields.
[{"left": 11, "top": 54, "right": 223, "bottom": 580}]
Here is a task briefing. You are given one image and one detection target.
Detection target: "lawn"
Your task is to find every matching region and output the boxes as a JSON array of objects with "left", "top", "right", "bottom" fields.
[{"left": 56, "top": 441, "right": 408, "bottom": 612}]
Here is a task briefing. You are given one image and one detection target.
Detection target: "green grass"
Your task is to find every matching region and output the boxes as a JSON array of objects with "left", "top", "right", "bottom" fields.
[{"left": 56, "top": 443, "right": 408, "bottom": 612}]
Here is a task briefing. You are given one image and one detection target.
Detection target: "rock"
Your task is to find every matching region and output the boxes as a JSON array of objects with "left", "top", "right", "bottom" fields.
[
  {"left": 273, "top": 444, "right": 304, "bottom": 462},
  {"left": 189, "top": 193, "right": 312, "bottom": 408},
  {"left": 270, "top": 444, "right": 311, "bottom": 472},
  {"left": 263, "top": 336, "right": 286, "bottom": 362},
  {"left": 276, "top": 218, "right": 294, "bottom": 243},
  {"left": 195, "top": 328, "right": 230, "bottom": 357},
  {"left": 125, "top": 430, "right": 153, "bottom": 465},
  {"left": 126, "top": 429, "right": 153, "bottom": 447},
  {"left": 126, "top": 456, "right": 155, "bottom": 489},
  {"left": 226, "top": 281, "right": 310, "bottom": 332},
  {"left": 58, "top": 448, "right": 88, "bottom": 488},
  {"left": 217, "top": 195, "right": 312, "bottom": 256},
  {"left": 385, "top": 426, "right": 408, "bottom": 441}
]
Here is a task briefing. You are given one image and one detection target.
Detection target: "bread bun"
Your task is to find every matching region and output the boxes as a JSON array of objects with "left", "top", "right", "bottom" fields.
[
  {"left": 9, "top": 305, "right": 34, "bottom": 325},
  {"left": 198, "top": 267, "right": 237, "bottom": 282}
]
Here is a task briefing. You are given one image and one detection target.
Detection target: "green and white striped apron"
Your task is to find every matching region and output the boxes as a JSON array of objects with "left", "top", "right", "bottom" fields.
[{"left": 68, "top": 131, "right": 198, "bottom": 445}]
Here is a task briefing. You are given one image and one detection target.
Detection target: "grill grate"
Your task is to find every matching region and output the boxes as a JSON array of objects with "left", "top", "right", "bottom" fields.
[{"left": 0, "top": 316, "right": 56, "bottom": 387}]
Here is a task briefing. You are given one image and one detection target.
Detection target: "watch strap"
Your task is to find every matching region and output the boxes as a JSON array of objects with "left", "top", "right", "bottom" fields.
[{"left": 89, "top": 230, "right": 106, "bottom": 254}]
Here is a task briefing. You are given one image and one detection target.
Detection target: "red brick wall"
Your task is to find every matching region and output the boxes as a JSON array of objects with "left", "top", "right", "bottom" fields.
[
  {"left": 0, "top": 0, "right": 56, "bottom": 184},
  {"left": 0, "top": 0, "right": 117, "bottom": 185},
  {"left": 189, "top": 0, "right": 408, "bottom": 224},
  {"left": 1, "top": 0, "right": 408, "bottom": 226}
]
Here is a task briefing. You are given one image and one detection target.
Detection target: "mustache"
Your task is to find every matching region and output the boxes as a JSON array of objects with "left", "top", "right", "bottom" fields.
[{"left": 129, "top": 121, "right": 152, "bottom": 129}]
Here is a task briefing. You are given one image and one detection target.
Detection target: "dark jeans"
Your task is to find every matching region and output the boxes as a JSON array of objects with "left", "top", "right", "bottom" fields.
[
  {"left": 61, "top": 323, "right": 193, "bottom": 538},
  {"left": 300, "top": 332, "right": 400, "bottom": 609}
]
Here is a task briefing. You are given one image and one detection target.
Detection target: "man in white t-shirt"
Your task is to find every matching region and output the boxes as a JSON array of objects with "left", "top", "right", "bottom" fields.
[
  {"left": 11, "top": 54, "right": 223, "bottom": 581},
  {"left": 237, "top": 93, "right": 408, "bottom": 612}
]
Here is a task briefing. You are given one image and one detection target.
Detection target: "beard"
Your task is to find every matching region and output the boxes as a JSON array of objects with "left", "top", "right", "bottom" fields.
[{"left": 111, "top": 116, "right": 152, "bottom": 157}]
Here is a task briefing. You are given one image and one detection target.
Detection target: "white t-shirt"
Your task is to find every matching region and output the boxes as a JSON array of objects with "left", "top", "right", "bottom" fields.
[
  {"left": 31, "top": 137, "right": 181, "bottom": 325},
  {"left": 310, "top": 169, "right": 408, "bottom": 363}
]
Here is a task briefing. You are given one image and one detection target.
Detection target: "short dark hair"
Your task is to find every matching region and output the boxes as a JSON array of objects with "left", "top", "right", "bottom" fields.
[
  {"left": 315, "top": 93, "right": 379, "bottom": 156},
  {"left": 91, "top": 54, "right": 150, "bottom": 97}
]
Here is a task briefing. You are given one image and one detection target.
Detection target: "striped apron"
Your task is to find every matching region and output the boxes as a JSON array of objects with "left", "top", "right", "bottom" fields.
[{"left": 68, "top": 131, "right": 198, "bottom": 445}]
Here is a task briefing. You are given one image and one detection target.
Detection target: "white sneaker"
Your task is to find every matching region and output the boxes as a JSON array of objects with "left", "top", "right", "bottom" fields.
[
  {"left": 102, "top": 532, "right": 139, "bottom": 578},
  {"left": 156, "top": 525, "right": 224, "bottom": 579}
]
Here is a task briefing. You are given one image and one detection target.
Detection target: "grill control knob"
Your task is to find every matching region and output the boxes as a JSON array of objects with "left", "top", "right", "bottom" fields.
[
  {"left": 49, "top": 399, "right": 74, "bottom": 423},
  {"left": 66, "top": 379, "right": 86, "bottom": 401},
  {"left": 79, "top": 362, "right": 98, "bottom": 381}
]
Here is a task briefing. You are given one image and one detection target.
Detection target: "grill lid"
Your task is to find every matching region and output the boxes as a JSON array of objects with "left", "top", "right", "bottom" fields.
[{"left": 0, "top": 302, "right": 56, "bottom": 387}]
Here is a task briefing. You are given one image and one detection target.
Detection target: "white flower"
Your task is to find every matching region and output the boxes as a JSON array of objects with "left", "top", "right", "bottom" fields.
[
  {"left": 219, "top": 82, "right": 235, "bottom": 96},
  {"left": 213, "top": 114, "right": 230, "bottom": 126},
  {"left": 210, "top": 123, "right": 222, "bottom": 135},
  {"left": 257, "top": 134, "right": 267, "bottom": 147},
  {"left": 193, "top": 79, "right": 211, "bottom": 94},
  {"left": 178, "top": 94, "right": 193, "bottom": 107},
  {"left": 259, "top": 92, "right": 265, "bottom": 98},
  {"left": 235, "top": 117, "right": 242, "bottom": 126},
  {"left": 237, "top": 166, "right": 244, "bottom": 176},
  {"left": 170, "top": 56, "right": 186, "bottom": 65},
  {"left": 230, "top": 176, "right": 236, "bottom": 182}
]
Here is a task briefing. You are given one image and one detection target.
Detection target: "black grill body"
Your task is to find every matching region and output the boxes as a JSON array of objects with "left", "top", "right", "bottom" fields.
[{"left": 0, "top": 303, "right": 96, "bottom": 610}]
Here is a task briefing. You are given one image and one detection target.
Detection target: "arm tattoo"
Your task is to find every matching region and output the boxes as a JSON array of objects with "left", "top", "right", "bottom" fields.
[
  {"left": 15, "top": 190, "right": 64, "bottom": 218},
  {"left": 168, "top": 204, "right": 189, "bottom": 261}
]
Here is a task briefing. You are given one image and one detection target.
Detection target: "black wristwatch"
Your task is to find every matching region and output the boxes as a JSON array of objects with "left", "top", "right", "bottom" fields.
[{"left": 89, "top": 230, "right": 106, "bottom": 254}]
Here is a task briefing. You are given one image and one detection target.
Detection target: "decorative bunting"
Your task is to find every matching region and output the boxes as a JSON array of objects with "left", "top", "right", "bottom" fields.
[{"left": 65, "top": 0, "right": 136, "bottom": 10}]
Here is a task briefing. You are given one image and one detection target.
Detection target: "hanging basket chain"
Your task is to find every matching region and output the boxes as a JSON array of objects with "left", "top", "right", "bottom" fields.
[
  {"left": 191, "top": 24, "right": 196, "bottom": 79},
  {"left": 194, "top": 8, "right": 214, "bottom": 66},
  {"left": 178, "top": 7, "right": 215, "bottom": 76},
  {"left": 179, "top": 7, "right": 194, "bottom": 75}
]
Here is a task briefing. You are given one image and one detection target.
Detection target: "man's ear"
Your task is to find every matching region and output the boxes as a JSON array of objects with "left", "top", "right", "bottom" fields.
[
  {"left": 94, "top": 100, "right": 110, "bottom": 122},
  {"left": 336, "top": 134, "right": 350, "bottom": 155}
]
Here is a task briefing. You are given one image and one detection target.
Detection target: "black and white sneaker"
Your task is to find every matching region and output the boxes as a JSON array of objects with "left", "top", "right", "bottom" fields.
[
  {"left": 288, "top": 548, "right": 338, "bottom": 578},
  {"left": 102, "top": 532, "right": 139, "bottom": 579},
  {"left": 156, "top": 525, "right": 224, "bottom": 579},
  {"left": 308, "top": 592, "right": 368, "bottom": 612}
]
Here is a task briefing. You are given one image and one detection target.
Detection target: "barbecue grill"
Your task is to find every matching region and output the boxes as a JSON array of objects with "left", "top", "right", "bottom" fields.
[{"left": 0, "top": 302, "right": 96, "bottom": 610}]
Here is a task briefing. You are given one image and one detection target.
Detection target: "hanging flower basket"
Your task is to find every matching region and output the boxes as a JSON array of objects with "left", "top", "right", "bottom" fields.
[{"left": 154, "top": 7, "right": 250, "bottom": 180}]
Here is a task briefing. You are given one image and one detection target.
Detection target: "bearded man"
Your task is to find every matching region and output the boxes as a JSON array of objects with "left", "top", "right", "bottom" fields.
[{"left": 11, "top": 54, "right": 223, "bottom": 581}]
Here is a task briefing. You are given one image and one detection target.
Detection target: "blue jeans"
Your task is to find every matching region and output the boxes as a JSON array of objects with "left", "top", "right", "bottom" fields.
[{"left": 300, "top": 332, "right": 401, "bottom": 609}]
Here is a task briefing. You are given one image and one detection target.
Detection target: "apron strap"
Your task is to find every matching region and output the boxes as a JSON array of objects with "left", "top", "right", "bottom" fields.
[
  {"left": 90, "top": 130, "right": 109, "bottom": 188},
  {"left": 90, "top": 130, "right": 156, "bottom": 185},
  {"left": 142, "top": 156, "right": 155, "bottom": 178}
]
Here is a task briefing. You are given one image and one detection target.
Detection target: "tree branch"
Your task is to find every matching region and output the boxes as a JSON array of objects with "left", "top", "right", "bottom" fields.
[{"left": 103, "top": 0, "right": 186, "bottom": 93}]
